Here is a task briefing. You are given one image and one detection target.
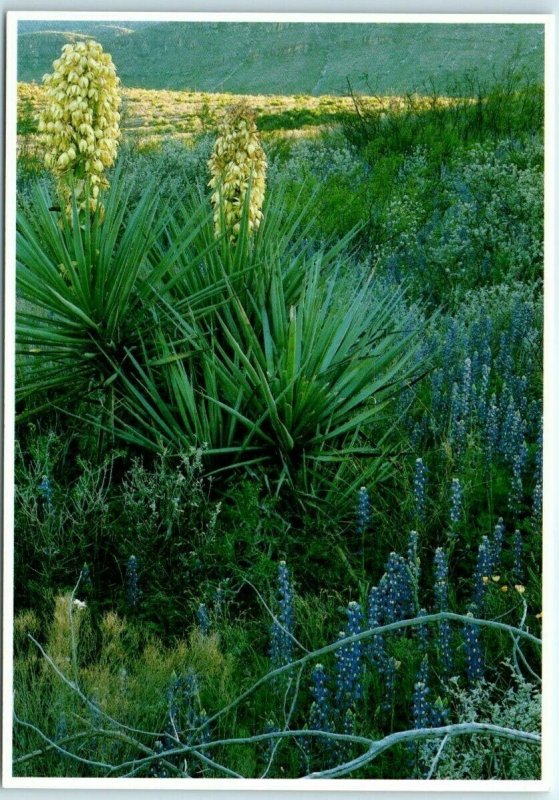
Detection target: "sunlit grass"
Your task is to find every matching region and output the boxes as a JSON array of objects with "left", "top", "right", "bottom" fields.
[{"left": 17, "top": 81, "right": 465, "bottom": 153}]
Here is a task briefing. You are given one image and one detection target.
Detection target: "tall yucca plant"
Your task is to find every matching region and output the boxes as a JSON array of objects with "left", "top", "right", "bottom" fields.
[
  {"left": 16, "top": 170, "right": 215, "bottom": 418},
  {"left": 112, "top": 235, "right": 424, "bottom": 506}
]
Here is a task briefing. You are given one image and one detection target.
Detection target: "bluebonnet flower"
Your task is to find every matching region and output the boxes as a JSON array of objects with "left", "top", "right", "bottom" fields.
[
  {"left": 501, "top": 397, "right": 526, "bottom": 465},
  {"left": 381, "top": 656, "right": 398, "bottom": 713},
  {"left": 125, "top": 555, "right": 140, "bottom": 610},
  {"left": 438, "top": 620, "right": 453, "bottom": 677},
  {"left": 449, "top": 477, "right": 463, "bottom": 531},
  {"left": 381, "top": 552, "right": 415, "bottom": 622},
  {"left": 490, "top": 518, "right": 505, "bottom": 572},
  {"left": 309, "top": 663, "right": 332, "bottom": 732},
  {"left": 166, "top": 670, "right": 201, "bottom": 734},
  {"left": 450, "top": 383, "right": 466, "bottom": 456},
  {"left": 512, "top": 529, "right": 524, "bottom": 584},
  {"left": 510, "top": 301, "right": 532, "bottom": 351},
  {"left": 464, "top": 610, "right": 484, "bottom": 683},
  {"left": 196, "top": 603, "right": 210, "bottom": 636},
  {"left": 511, "top": 374, "right": 529, "bottom": 415},
  {"left": 270, "top": 561, "right": 294, "bottom": 668},
  {"left": 38, "top": 474, "right": 53, "bottom": 513},
  {"left": 433, "top": 548, "right": 449, "bottom": 611},
  {"left": 337, "top": 708, "right": 356, "bottom": 761},
  {"left": 508, "top": 439, "right": 528, "bottom": 513},
  {"left": 416, "top": 607, "right": 429, "bottom": 652},
  {"left": 413, "top": 459, "right": 427, "bottom": 524},
  {"left": 532, "top": 479, "right": 543, "bottom": 524},
  {"left": 411, "top": 419, "right": 428, "bottom": 450},
  {"left": 496, "top": 332, "right": 514, "bottom": 389},
  {"left": 356, "top": 486, "right": 371, "bottom": 536},
  {"left": 472, "top": 535, "right": 493, "bottom": 608},
  {"left": 433, "top": 548, "right": 452, "bottom": 676},
  {"left": 412, "top": 657, "right": 431, "bottom": 729},
  {"left": 335, "top": 601, "right": 364, "bottom": 707}
]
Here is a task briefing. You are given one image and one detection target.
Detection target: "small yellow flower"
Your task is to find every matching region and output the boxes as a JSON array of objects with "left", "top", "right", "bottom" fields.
[
  {"left": 491, "top": 575, "right": 500, "bottom": 582},
  {"left": 501, "top": 585, "right": 509, "bottom": 592},
  {"left": 514, "top": 584, "right": 526, "bottom": 594},
  {"left": 482, "top": 576, "right": 490, "bottom": 585}
]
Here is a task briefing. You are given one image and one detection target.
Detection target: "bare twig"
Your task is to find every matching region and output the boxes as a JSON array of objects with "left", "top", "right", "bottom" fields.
[
  {"left": 242, "top": 577, "right": 310, "bottom": 654},
  {"left": 426, "top": 733, "right": 450, "bottom": 779},
  {"left": 260, "top": 665, "right": 304, "bottom": 778},
  {"left": 192, "top": 611, "right": 541, "bottom": 735},
  {"left": 302, "top": 722, "right": 540, "bottom": 779}
]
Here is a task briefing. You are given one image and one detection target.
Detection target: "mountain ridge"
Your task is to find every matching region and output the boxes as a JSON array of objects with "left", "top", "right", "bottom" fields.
[{"left": 17, "top": 21, "right": 544, "bottom": 96}]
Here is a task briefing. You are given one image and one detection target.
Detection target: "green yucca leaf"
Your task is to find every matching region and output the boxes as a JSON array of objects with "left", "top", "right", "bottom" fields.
[{"left": 15, "top": 169, "right": 221, "bottom": 417}]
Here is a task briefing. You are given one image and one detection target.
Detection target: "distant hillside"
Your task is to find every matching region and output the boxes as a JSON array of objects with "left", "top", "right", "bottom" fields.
[{"left": 17, "top": 21, "right": 544, "bottom": 95}]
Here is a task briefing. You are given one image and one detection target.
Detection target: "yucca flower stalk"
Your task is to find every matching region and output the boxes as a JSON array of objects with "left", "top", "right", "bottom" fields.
[
  {"left": 208, "top": 102, "right": 267, "bottom": 241},
  {"left": 38, "top": 39, "right": 121, "bottom": 218}
]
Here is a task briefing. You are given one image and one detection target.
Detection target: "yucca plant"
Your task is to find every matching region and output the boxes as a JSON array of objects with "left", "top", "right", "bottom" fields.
[
  {"left": 15, "top": 168, "right": 217, "bottom": 420},
  {"left": 112, "top": 221, "right": 425, "bottom": 507}
]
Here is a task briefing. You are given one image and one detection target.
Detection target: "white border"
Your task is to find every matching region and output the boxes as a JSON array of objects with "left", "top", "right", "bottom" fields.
[{"left": 3, "top": 10, "right": 556, "bottom": 795}]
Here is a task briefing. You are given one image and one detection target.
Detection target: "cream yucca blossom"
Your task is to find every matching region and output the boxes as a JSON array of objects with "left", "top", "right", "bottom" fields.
[
  {"left": 208, "top": 102, "right": 267, "bottom": 240},
  {"left": 38, "top": 39, "right": 121, "bottom": 217}
]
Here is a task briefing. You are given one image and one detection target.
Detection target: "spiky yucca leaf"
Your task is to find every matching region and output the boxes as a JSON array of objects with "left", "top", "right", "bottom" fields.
[
  {"left": 112, "top": 239, "right": 424, "bottom": 506},
  {"left": 15, "top": 169, "right": 216, "bottom": 417}
]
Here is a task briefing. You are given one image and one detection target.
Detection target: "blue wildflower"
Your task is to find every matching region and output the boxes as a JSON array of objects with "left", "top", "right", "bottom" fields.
[
  {"left": 491, "top": 518, "right": 505, "bottom": 572},
  {"left": 472, "top": 535, "right": 493, "bottom": 608},
  {"left": 433, "top": 548, "right": 449, "bottom": 611},
  {"left": 412, "top": 657, "right": 431, "bottom": 729},
  {"left": 356, "top": 486, "right": 371, "bottom": 536},
  {"left": 512, "top": 529, "right": 524, "bottom": 584},
  {"left": 381, "top": 552, "right": 415, "bottom": 623},
  {"left": 413, "top": 459, "right": 428, "bottom": 524},
  {"left": 309, "top": 663, "right": 332, "bottom": 732},
  {"left": 449, "top": 477, "right": 463, "bottom": 531},
  {"left": 335, "top": 601, "right": 364, "bottom": 707},
  {"left": 464, "top": 610, "right": 484, "bottom": 683},
  {"left": 270, "top": 561, "right": 294, "bottom": 668}
]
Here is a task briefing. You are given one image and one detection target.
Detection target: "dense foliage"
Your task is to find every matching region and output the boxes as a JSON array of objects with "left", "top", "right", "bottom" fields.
[{"left": 12, "top": 48, "right": 543, "bottom": 781}]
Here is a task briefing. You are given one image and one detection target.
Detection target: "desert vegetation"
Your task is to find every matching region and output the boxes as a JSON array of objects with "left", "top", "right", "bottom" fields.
[{"left": 12, "top": 26, "right": 543, "bottom": 781}]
